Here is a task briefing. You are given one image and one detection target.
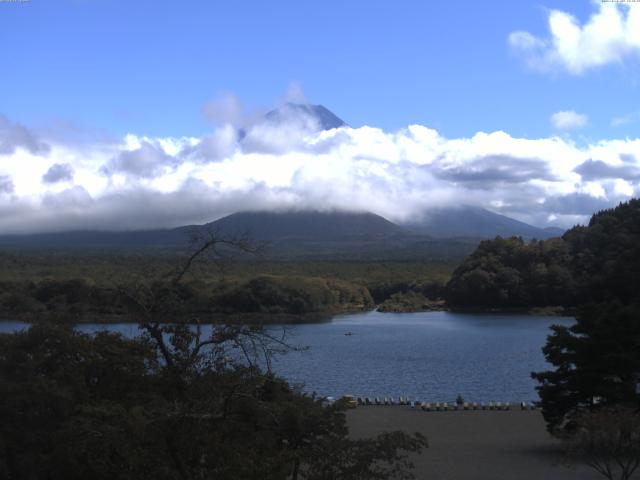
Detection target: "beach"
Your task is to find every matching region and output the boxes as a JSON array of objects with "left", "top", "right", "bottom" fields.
[{"left": 348, "top": 407, "right": 607, "bottom": 480}]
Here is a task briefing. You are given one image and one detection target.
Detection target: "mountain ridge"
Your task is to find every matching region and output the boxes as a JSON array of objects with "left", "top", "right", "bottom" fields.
[
  {"left": 0, "top": 208, "right": 562, "bottom": 259},
  {"left": 204, "top": 210, "right": 403, "bottom": 241},
  {"left": 402, "top": 205, "right": 560, "bottom": 239}
]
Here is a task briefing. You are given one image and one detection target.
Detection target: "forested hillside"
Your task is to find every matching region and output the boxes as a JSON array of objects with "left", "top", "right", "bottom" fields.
[
  {"left": 0, "top": 275, "right": 374, "bottom": 323},
  {"left": 446, "top": 199, "right": 640, "bottom": 309}
]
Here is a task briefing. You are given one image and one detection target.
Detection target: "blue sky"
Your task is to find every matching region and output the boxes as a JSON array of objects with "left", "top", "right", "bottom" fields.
[
  {"left": 0, "top": 0, "right": 640, "bottom": 233},
  {"left": 1, "top": 0, "right": 637, "bottom": 139}
]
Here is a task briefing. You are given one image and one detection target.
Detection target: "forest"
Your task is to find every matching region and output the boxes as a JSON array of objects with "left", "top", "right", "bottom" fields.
[
  {"left": 0, "top": 252, "right": 453, "bottom": 322},
  {"left": 446, "top": 199, "right": 640, "bottom": 310}
]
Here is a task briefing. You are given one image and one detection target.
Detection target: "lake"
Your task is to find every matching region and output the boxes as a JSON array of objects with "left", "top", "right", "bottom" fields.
[{"left": 0, "top": 311, "right": 573, "bottom": 403}]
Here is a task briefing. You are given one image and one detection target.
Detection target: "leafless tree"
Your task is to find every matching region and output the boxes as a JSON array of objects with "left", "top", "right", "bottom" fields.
[
  {"left": 563, "top": 406, "right": 640, "bottom": 480},
  {"left": 114, "top": 224, "right": 301, "bottom": 377}
]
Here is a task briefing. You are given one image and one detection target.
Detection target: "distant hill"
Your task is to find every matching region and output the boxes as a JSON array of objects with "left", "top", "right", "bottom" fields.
[
  {"left": 0, "top": 210, "right": 476, "bottom": 261},
  {"left": 206, "top": 210, "right": 402, "bottom": 241},
  {"left": 264, "top": 103, "right": 348, "bottom": 131},
  {"left": 403, "top": 206, "right": 563, "bottom": 239},
  {"left": 543, "top": 226, "right": 565, "bottom": 237},
  {"left": 0, "top": 207, "right": 562, "bottom": 260},
  {"left": 0, "top": 210, "right": 405, "bottom": 248}
]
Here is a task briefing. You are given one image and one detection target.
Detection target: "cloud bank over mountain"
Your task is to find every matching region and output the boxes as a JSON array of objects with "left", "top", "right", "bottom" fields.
[{"left": 0, "top": 102, "right": 638, "bottom": 234}]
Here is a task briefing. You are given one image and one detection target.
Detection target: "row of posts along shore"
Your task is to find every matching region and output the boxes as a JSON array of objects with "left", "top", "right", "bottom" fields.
[{"left": 337, "top": 396, "right": 539, "bottom": 411}]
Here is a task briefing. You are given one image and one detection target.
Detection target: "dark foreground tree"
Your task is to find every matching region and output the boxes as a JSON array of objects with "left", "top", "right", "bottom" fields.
[
  {"left": 562, "top": 407, "right": 640, "bottom": 480},
  {"left": 0, "top": 226, "right": 427, "bottom": 479},
  {"left": 532, "top": 303, "right": 640, "bottom": 433},
  {"left": 0, "top": 323, "right": 426, "bottom": 480}
]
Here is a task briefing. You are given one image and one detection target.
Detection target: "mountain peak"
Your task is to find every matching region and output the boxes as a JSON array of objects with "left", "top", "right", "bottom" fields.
[
  {"left": 404, "top": 205, "right": 564, "bottom": 239},
  {"left": 265, "top": 103, "right": 348, "bottom": 131},
  {"left": 207, "top": 210, "right": 401, "bottom": 241}
]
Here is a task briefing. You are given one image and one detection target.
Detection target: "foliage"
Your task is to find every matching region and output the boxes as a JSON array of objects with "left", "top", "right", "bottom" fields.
[
  {"left": 300, "top": 431, "right": 427, "bottom": 480},
  {"left": 0, "top": 275, "right": 374, "bottom": 322},
  {"left": 0, "top": 323, "right": 428, "bottom": 479},
  {"left": 446, "top": 236, "right": 575, "bottom": 308},
  {"left": 563, "top": 199, "right": 640, "bottom": 305},
  {"left": 446, "top": 199, "right": 640, "bottom": 308},
  {"left": 0, "top": 253, "right": 454, "bottom": 322},
  {"left": 532, "top": 303, "right": 640, "bottom": 433},
  {"left": 368, "top": 280, "right": 445, "bottom": 304},
  {"left": 0, "top": 251, "right": 454, "bottom": 292},
  {"left": 562, "top": 406, "right": 640, "bottom": 480},
  {"left": 211, "top": 275, "right": 374, "bottom": 315},
  {"left": 377, "top": 291, "right": 444, "bottom": 313}
]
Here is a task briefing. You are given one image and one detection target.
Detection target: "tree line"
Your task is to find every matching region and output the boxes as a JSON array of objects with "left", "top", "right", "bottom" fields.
[
  {"left": 0, "top": 275, "right": 374, "bottom": 323},
  {"left": 446, "top": 198, "right": 640, "bottom": 309}
]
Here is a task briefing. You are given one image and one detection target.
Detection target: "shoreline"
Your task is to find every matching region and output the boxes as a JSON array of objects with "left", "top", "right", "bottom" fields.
[
  {"left": 0, "top": 304, "right": 575, "bottom": 326},
  {"left": 0, "top": 310, "right": 348, "bottom": 325},
  {"left": 446, "top": 305, "right": 574, "bottom": 317},
  {"left": 375, "top": 304, "right": 574, "bottom": 317}
]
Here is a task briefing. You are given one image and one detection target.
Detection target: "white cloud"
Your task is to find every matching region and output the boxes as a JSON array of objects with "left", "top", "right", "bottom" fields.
[
  {"left": 282, "top": 81, "right": 308, "bottom": 104},
  {"left": 550, "top": 110, "right": 588, "bottom": 130},
  {"left": 509, "top": 3, "right": 640, "bottom": 74},
  {"left": 0, "top": 107, "right": 639, "bottom": 234},
  {"left": 102, "top": 140, "right": 181, "bottom": 178},
  {"left": 611, "top": 111, "right": 640, "bottom": 127},
  {"left": 202, "top": 92, "right": 245, "bottom": 126}
]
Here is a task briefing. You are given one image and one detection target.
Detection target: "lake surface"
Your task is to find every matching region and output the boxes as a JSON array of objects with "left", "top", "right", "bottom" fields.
[{"left": 0, "top": 311, "right": 573, "bottom": 403}]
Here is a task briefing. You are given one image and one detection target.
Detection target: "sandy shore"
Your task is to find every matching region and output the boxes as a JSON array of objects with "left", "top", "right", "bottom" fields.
[{"left": 348, "top": 406, "right": 609, "bottom": 480}]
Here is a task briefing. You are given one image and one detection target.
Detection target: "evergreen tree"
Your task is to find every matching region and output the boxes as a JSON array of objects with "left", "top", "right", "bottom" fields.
[{"left": 532, "top": 303, "right": 640, "bottom": 433}]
